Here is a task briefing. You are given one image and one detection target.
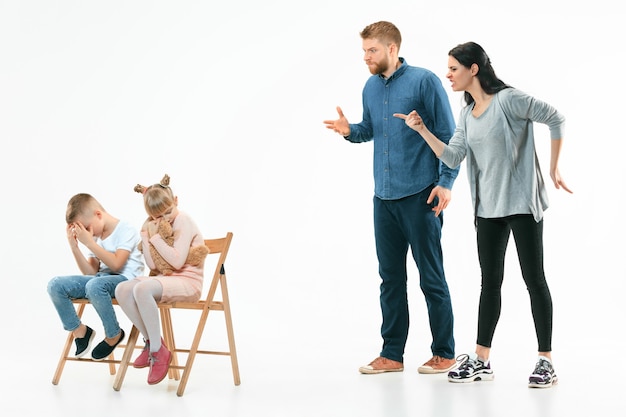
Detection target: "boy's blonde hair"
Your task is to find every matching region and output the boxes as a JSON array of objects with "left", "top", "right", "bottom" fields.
[{"left": 66, "top": 193, "right": 103, "bottom": 224}]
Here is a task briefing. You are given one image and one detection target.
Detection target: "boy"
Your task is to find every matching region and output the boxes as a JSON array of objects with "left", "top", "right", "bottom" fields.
[{"left": 47, "top": 193, "right": 144, "bottom": 360}]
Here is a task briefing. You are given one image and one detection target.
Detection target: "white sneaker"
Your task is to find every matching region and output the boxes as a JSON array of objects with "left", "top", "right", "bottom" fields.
[
  {"left": 528, "top": 357, "right": 558, "bottom": 388},
  {"left": 448, "top": 353, "right": 494, "bottom": 383}
]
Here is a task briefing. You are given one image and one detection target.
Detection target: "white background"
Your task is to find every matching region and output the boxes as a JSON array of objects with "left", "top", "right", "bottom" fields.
[{"left": 1, "top": 1, "right": 624, "bottom": 416}]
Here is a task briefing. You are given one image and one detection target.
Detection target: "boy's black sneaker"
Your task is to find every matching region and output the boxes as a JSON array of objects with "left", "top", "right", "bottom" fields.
[
  {"left": 91, "top": 329, "right": 125, "bottom": 361},
  {"left": 74, "top": 326, "right": 95, "bottom": 357}
]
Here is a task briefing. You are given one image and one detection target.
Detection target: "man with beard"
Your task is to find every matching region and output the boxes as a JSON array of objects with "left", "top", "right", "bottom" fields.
[{"left": 324, "top": 21, "right": 459, "bottom": 375}]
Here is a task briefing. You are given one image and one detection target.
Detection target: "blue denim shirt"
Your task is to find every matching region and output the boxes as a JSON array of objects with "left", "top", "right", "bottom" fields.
[{"left": 346, "top": 58, "right": 459, "bottom": 200}]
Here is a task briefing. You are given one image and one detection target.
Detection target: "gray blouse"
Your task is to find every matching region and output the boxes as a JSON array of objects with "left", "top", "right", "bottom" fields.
[{"left": 440, "top": 87, "right": 565, "bottom": 222}]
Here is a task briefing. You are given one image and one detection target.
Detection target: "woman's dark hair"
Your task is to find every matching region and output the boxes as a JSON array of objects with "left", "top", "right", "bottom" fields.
[{"left": 448, "top": 42, "right": 510, "bottom": 105}]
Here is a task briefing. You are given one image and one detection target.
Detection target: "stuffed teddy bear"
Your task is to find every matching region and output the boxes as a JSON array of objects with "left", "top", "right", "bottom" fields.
[{"left": 138, "top": 220, "right": 209, "bottom": 276}]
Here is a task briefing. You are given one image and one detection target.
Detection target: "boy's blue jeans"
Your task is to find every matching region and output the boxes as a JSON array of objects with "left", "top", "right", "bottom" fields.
[
  {"left": 373, "top": 187, "right": 455, "bottom": 363},
  {"left": 47, "top": 273, "right": 128, "bottom": 338}
]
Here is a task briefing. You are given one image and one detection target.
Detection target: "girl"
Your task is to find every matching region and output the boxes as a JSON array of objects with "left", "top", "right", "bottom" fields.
[{"left": 115, "top": 174, "right": 208, "bottom": 385}]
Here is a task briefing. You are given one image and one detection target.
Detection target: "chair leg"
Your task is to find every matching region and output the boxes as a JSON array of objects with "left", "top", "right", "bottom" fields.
[
  {"left": 221, "top": 276, "right": 241, "bottom": 385},
  {"left": 112, "top": 325, "right": 139, "bottom": 391},
  {"left": 160, "top": 308, "right": 180, "bottom": 380},
  {"left": 175, "top": 309, "right": 210, "bottom": 397},
  {"left": 52, "top": 303, "right": 87, "bottom": 385},
  {"left": 52, "top": 330, "right": 77, "bottom": 385},
  {"left": 107, "top": 352, "right": 116, "bottom": 375}
]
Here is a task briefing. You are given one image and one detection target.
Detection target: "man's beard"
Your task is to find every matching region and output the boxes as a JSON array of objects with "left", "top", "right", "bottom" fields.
[{"left": 368, "top": 58, "right": 389, "bottom": 75}]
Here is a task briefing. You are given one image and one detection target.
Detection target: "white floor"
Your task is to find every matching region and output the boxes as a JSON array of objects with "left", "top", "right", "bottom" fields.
[
  {"left": 8, "top": 328, "right": 623, "bottom": 417},
  {"left": 18, "top": 354, "right": 611, "bottom": 417}
]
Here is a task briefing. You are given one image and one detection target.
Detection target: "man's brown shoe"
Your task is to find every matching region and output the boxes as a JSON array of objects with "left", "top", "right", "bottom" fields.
[
  {"left": 418, "top": 355, "right": 457, "bottom": 374},
  {"left": 359, "top": 356, "right": 404, "bottom": 374}
]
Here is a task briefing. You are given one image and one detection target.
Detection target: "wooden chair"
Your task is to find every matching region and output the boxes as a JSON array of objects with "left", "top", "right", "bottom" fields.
[
  {"left": 113, "top": 231, "right": 240, "bottom": 396},
  {"left": 51, "top": 299, "right": 129, "bottom": 385}
]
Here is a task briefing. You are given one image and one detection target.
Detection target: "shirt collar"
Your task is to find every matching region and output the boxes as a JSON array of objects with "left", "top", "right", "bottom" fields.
[{"left": 379, "top": 57, "right": 407, "bottom": 81}]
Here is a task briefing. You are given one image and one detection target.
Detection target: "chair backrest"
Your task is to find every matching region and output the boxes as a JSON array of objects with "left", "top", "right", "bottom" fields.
[
  {"left": 200, "top": 232, "right": 233, "bottom": 306},
  {"left": 142, "top": 231, "right": 239, "bottom": 395}
]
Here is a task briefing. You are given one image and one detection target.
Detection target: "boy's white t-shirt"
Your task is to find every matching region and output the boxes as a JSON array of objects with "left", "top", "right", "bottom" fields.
[{"left": 89, "top": 219, "right": 145, "bottom": 278}]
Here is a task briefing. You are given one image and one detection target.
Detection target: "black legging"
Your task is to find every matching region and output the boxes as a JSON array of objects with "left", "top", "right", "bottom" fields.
[{"left": 475, "top": 214, "right": 553, "bottom": 352}]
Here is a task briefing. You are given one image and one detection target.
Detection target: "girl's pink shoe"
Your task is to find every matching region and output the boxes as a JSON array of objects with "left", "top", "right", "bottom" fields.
[
  {"left": 133, "top": 340, "right": 150, "bottom": 369},
  {"left": 133, "top": 338, "right": 166, "bottom": 369},
  {"left": 147, "top": 344, "right": 172, "bottom": 385}
]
